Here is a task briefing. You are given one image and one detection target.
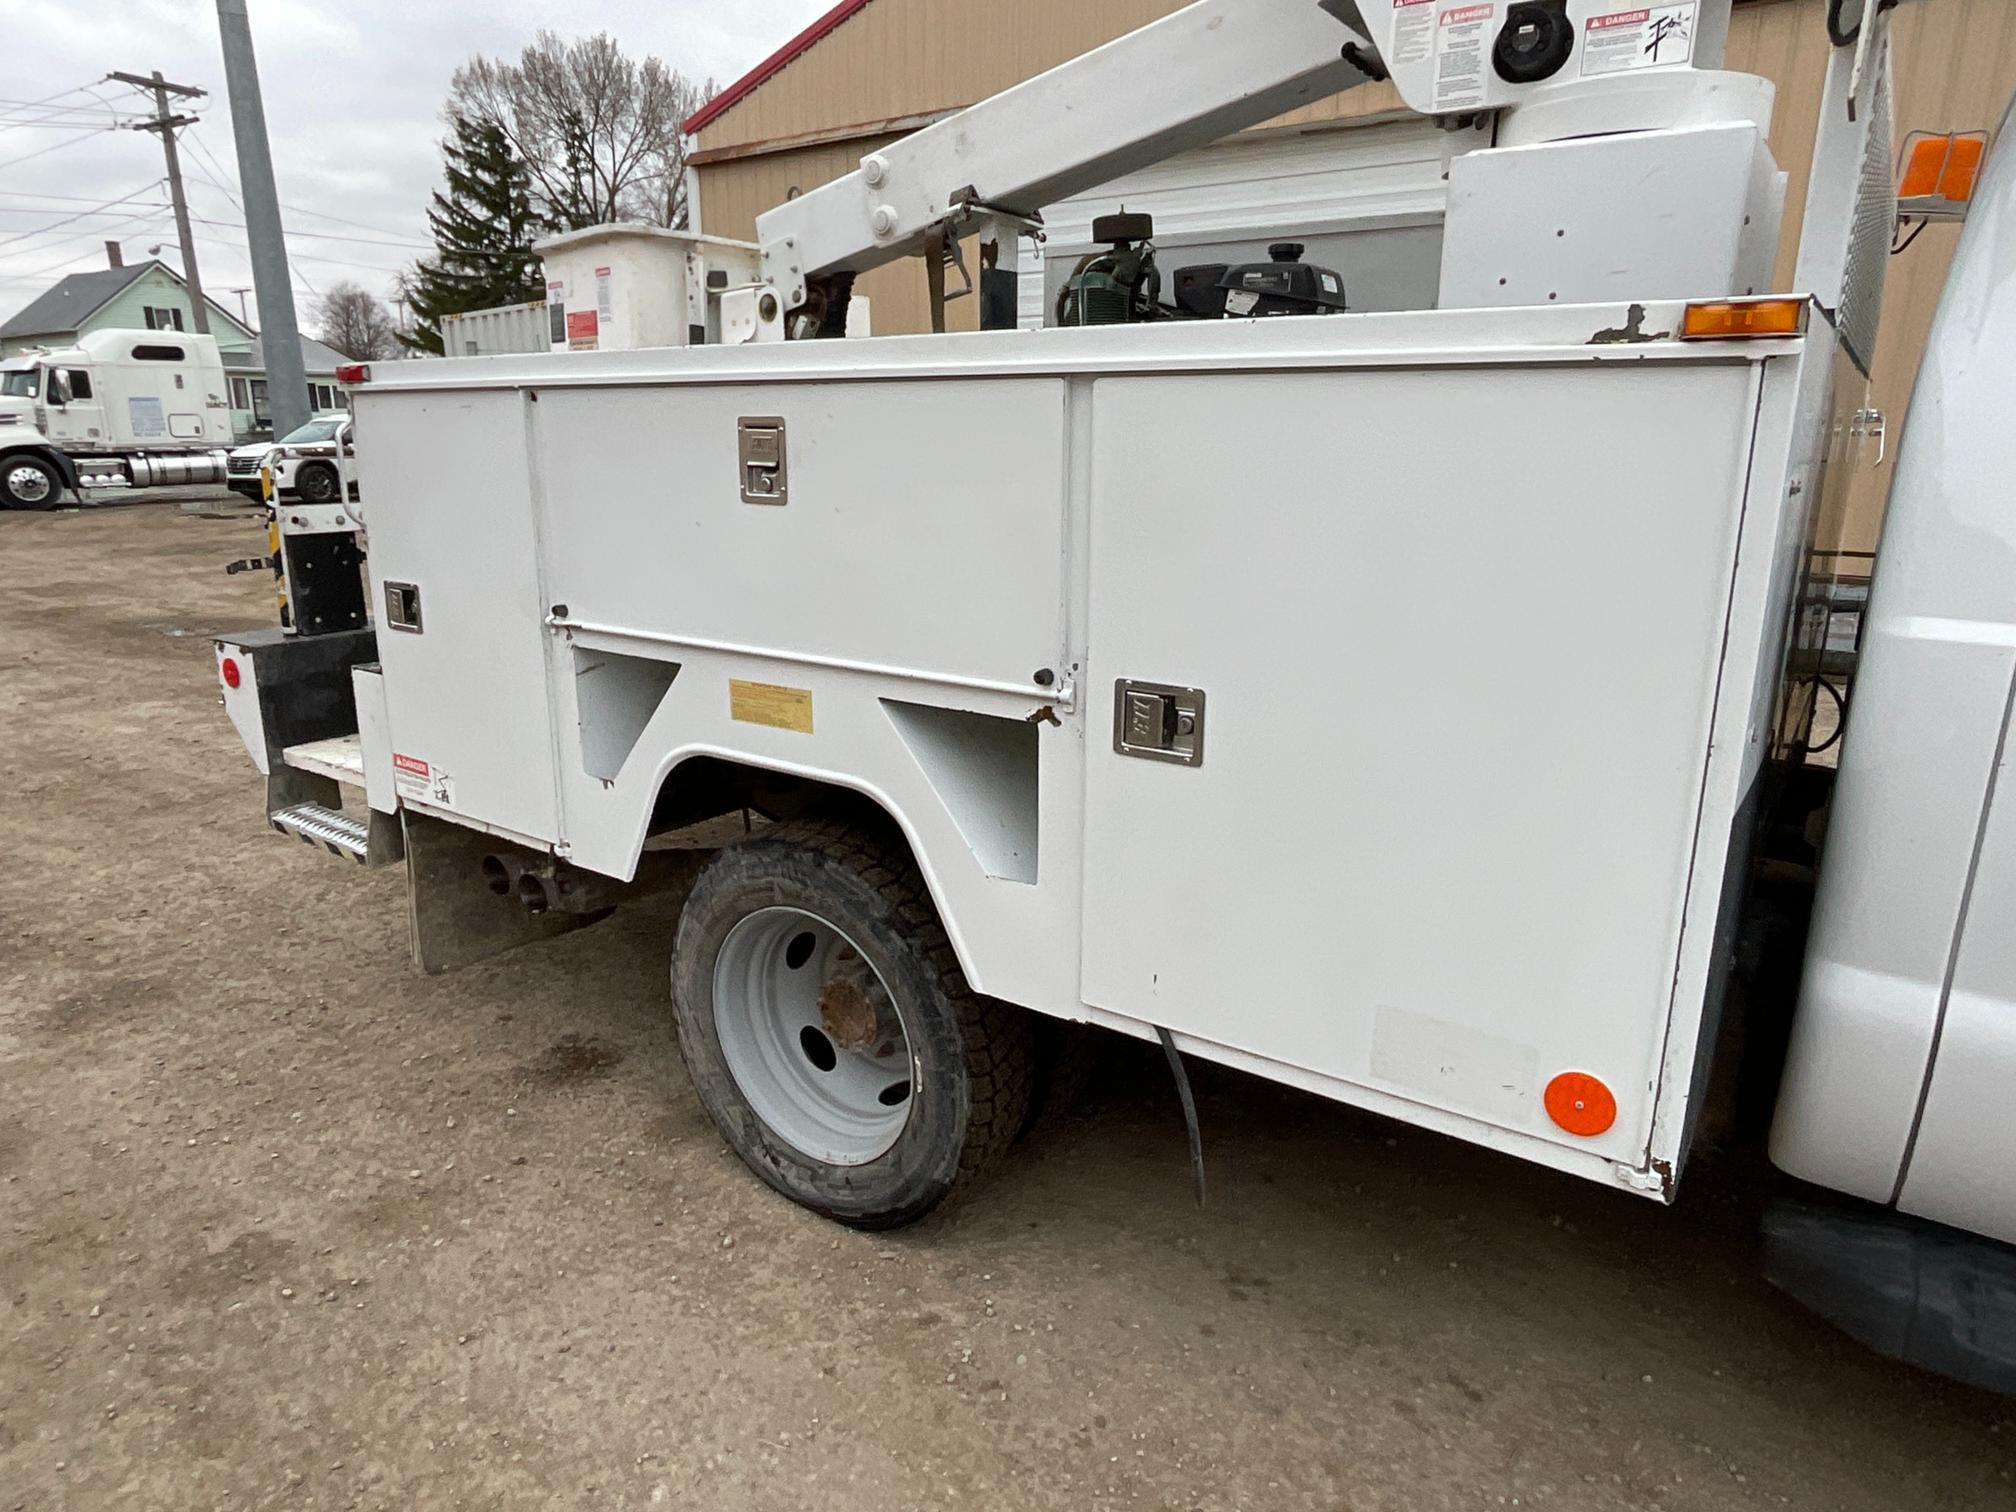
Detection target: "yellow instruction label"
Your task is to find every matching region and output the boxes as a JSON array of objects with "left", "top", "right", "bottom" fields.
[{"left": 729, "top": 679, "right": 813, "bottom": 734}]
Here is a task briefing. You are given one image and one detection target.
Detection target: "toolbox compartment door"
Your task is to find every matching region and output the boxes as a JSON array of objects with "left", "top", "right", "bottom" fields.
[
  {"left": 1079, "top": 359, "right": 1764, "bottom": 1168},
  {"left": 354, "top": 388, "right": 562, "bottom": 843}
]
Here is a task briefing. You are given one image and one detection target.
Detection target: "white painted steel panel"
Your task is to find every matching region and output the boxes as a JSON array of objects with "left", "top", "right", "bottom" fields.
[
  {"left": 1778, "top": 95, "right": 2016, "bottom": 1224},
  {"left": 352, "top": 388, "right": 561, "bottom": 844},
  {"left": 1902, "top": 733, "right": 2016, "bottom": 1246},
  {"left": 1080, "top": 362, "right": 1762, "bottom": 1166},
  {"left": 1441, "top": 123, "right": 1782, "bottom": 308},
  {"left": 1769, "top": 632, "right": 2012, "bottom": 1202},
  {"left": 529, "top": 379, "right": 1067, "bottom": 692},
  {"left": 1021, "top": 117, "right": 1464, "bottom": 326}
]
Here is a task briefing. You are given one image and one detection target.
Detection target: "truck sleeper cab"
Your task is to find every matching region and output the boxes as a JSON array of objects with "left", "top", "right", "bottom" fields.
[{"left": 0, "top": 329, "right": 234, "bottom": 506}]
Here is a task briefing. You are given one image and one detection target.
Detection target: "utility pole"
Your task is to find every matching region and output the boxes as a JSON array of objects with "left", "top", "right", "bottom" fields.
[
  {"left": 227, "top": 286, "right": 252, "bottom": 324},
  {"left": 214, "top": 0, "right": 308, "bottom": 437},
  {"left": 110, "top": 70, "right": 210, "bottom": 335}
]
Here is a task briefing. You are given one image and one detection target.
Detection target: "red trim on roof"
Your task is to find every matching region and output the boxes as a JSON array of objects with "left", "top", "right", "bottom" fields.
[{"left": 683, "top": 0, "right": 878, "bottom": 136}]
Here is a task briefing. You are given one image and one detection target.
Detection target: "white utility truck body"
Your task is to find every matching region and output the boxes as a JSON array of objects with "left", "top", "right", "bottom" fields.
[
  {"left": 0, "top": 328, "right": 235, "bottom": 507},
  {"left": 213, "top": 1, "right": 2016, "bottom": 1389},
  {"left": 346, "top": 305, "right": 1809, "bottom": 1196}
]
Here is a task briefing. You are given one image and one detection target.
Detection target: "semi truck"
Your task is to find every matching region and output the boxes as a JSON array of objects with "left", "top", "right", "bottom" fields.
[
  {"left": 0, "top": 328, "right": 237, "bottom": 508},
  {"left": 212, "top": 0, "right": 2016, "bottom": 1391}
]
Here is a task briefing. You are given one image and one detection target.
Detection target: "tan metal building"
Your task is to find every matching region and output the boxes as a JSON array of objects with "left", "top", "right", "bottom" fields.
[{"left": 689, "top": 0, "right": 2016, "bottom": 551}]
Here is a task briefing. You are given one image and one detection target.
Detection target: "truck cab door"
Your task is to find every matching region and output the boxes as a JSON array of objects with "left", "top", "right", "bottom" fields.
[{"left": 46, "top": 367, "right": 106, "bottom": 448}]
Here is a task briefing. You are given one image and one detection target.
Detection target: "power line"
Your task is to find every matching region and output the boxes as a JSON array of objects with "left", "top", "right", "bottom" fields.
[
  {"left": 0, "top": 211, "right": 170, "bottom": 272},
  {"left": 0, "top": 83, "right": 111, "bottom": 110},
  {"left": 0, "top": 184, "right": 166, "bottom": 253},
  {"left": 0, "top": 129, "right": 116, "bottom": 174},
  {"left": 182, "top": 129, "right": 244, "bottom": 210},
  {"left": 185, "top": 231, "right": 332, "bottom": 299},
  {"left": 0, "top": 204, "right": 171, "bottom": 221},
  {"left": 0, "top": 186, "right": 171, "bottom": 206},
  {"left": 0, "top": 82, "right": 141, "bottom": 137},
  {"left": 187, "top": 127, "right": 429, "bottom": 247},
  {"left": 185, "top": 214, "right": 428, "bottom": 252},
  {"left": 0, "top": 213, "right": 173, "bottom": 285},
  {"left": 0, "top": 114, "right": 141, "bottom": 133}
]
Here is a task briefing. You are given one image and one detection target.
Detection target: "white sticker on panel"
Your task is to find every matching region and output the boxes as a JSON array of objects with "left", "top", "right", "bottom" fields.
[
  {"left": 1433, "top": 3, "right": 1496, "bottom": 112},
  {"left": 393, "top": 752, "right": 454, "bottom": 807},
  {"left": 1392, "top": 0, "right": 1436, "bottom": 67},
  {"left": 1580, "top": 2, "right": 1699, "bottom": 77}
]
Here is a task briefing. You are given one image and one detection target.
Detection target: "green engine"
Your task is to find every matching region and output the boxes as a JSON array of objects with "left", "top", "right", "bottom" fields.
[{"left": 1055, "top": 212, "right": 1161, "bottom": 327}]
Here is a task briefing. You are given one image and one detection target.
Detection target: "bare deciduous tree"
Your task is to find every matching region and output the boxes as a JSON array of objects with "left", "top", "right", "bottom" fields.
[
  {"left": 314, "top": 282, "right": 398, "bottom": 362},
  {"left": 450, "top": 33, "right": 712, "bottom": 232}
]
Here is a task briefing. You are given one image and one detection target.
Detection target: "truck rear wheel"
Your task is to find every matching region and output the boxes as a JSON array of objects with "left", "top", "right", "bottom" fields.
[
  {"left": 670, "top": 818, "right": 1034, "bottom": 1229},
  {"left": 1, "top": 455, "right": 62, "bottom": 510}
]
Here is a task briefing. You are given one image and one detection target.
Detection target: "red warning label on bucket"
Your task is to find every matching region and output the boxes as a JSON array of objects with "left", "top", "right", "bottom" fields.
[
  {"left": 1433, "top": 4, "right": 1495, "bottom": 112},
  {"left": 1581, "top": 2, "right": 1698, "bottom": 77}
]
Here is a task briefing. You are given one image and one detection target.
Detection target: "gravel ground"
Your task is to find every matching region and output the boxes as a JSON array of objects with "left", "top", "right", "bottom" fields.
[{"left": 3, "top": 501, "right": 2013, "bottom": 1512}]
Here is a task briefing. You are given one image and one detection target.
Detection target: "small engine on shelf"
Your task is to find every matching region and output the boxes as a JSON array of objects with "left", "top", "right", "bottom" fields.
[
  {"left": 1172, "top": 243, "right": 1348, "bottom": 319},
  {"left": 1055, "top": 212, "right": 1163, "bottom": 327}
]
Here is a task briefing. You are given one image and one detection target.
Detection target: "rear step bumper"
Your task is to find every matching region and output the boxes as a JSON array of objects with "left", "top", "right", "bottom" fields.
[{"left": 271, "top": 802, "right": 371, "bottom": 862}]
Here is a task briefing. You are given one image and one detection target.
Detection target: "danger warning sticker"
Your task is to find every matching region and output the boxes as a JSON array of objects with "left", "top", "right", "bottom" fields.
[
  {"left": 1581, "top": 2, "right": 1699, "bottom": 77},
  {"left": 393, "top": 753, "right": 454, "bottom": 807},
  {"left": 565, "top": 308, "right": 600, "bottom": 351},
  {"left": 1391, "top": 0, "right": 1435, "bottom": 69},
  {"left": 1433, "top": 4, "right": 1496, "bottom": 112}
]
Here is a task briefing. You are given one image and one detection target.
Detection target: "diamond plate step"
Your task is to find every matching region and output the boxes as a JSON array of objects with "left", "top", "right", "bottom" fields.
[{"left": 271, "top": 802, "right": 370, "bottom": 864}]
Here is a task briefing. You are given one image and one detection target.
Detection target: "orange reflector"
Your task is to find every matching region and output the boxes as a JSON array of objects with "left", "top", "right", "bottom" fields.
[
  {"left": 1680, "top": 299, "right": 1807, "bottom": 341},
  {"left": 1544, "top": 1072, "right": 1617, "bottom": 1138},
  {"left": 1899, "top": 132, "right": 1986, "bottom": 203}
]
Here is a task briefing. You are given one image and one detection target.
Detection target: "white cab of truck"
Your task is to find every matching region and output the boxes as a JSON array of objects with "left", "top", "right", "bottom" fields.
[
  {"left": 1763, "top": 92, "right": 2016, "bottom": 1321},
  {"left": 0, "top": 328, "right": 234, "bottom": 507}
]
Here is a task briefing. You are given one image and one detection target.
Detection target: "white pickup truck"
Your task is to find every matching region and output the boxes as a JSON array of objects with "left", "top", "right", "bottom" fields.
[
  {"left": 225, "top": 414, "right": 355, "bottom": 504},
  {"left": 0, "top": 328, "right": 236, "bottom": 507},
  {"left": 211, "top": 1, "right": 2016, "bottom": 1392}
]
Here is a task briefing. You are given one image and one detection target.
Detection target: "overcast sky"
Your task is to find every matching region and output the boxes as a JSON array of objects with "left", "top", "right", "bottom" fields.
[{"left": 0, "top": 0, "right": 831, "bottom": 334}]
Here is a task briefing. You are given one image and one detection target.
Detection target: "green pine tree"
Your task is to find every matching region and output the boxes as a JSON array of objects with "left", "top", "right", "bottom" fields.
[{"left": 399, "top": 116, "right": 544, "bottom": 355}]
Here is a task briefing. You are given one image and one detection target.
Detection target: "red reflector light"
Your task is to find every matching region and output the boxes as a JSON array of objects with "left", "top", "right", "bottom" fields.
[
  {"left": 221, "top": 656, "right": 242, "bottom": 690},
  {"left": 335, "top": 363, "right": 370, "bottom": 385},
  {"left": 1544, "top": 1071, "right": 1618, "bottom": 1137}
]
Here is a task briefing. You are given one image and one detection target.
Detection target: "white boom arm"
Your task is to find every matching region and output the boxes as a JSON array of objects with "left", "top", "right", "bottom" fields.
[
  {"left": 756, "top": 0, "right": 1373, "bottom": 304},
  {"left": 755, "top": 0, "right": 1739, "bottom": 311}
]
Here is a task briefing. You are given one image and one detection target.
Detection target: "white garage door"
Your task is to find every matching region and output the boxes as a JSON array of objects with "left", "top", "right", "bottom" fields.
[{"left": 1021, "top": 114, "right": 1478, "bottom": 327}]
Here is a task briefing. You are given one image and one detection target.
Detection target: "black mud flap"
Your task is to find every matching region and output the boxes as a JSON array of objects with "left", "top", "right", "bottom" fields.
[
  {"left": 1763, "top": 1194, "right": 2016, "bottom": 1396},
  {"left": 402, "top": 813, "right": 603, "bottom": 975}
]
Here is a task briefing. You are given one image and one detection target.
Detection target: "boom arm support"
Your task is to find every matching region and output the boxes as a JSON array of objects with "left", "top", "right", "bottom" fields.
[
  {"left": 753, "top": 0, "right": 1743, "bottom": 314},
  {"left": 755, "top": 0, "right": 1378, "bottom": 305}
]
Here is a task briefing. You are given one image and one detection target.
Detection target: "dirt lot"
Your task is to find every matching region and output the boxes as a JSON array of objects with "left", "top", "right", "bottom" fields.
[{"left": 2, "top": 501, "right": 2012, "bottom": 1512}]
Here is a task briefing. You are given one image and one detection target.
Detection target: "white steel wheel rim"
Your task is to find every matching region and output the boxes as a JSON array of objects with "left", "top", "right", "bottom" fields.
[
  {"left": 5, "top": 463, "right": 51, "bottom": 503},
  {"left": 712, "top": 906, "right": 916, "bottom": 1166}
]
